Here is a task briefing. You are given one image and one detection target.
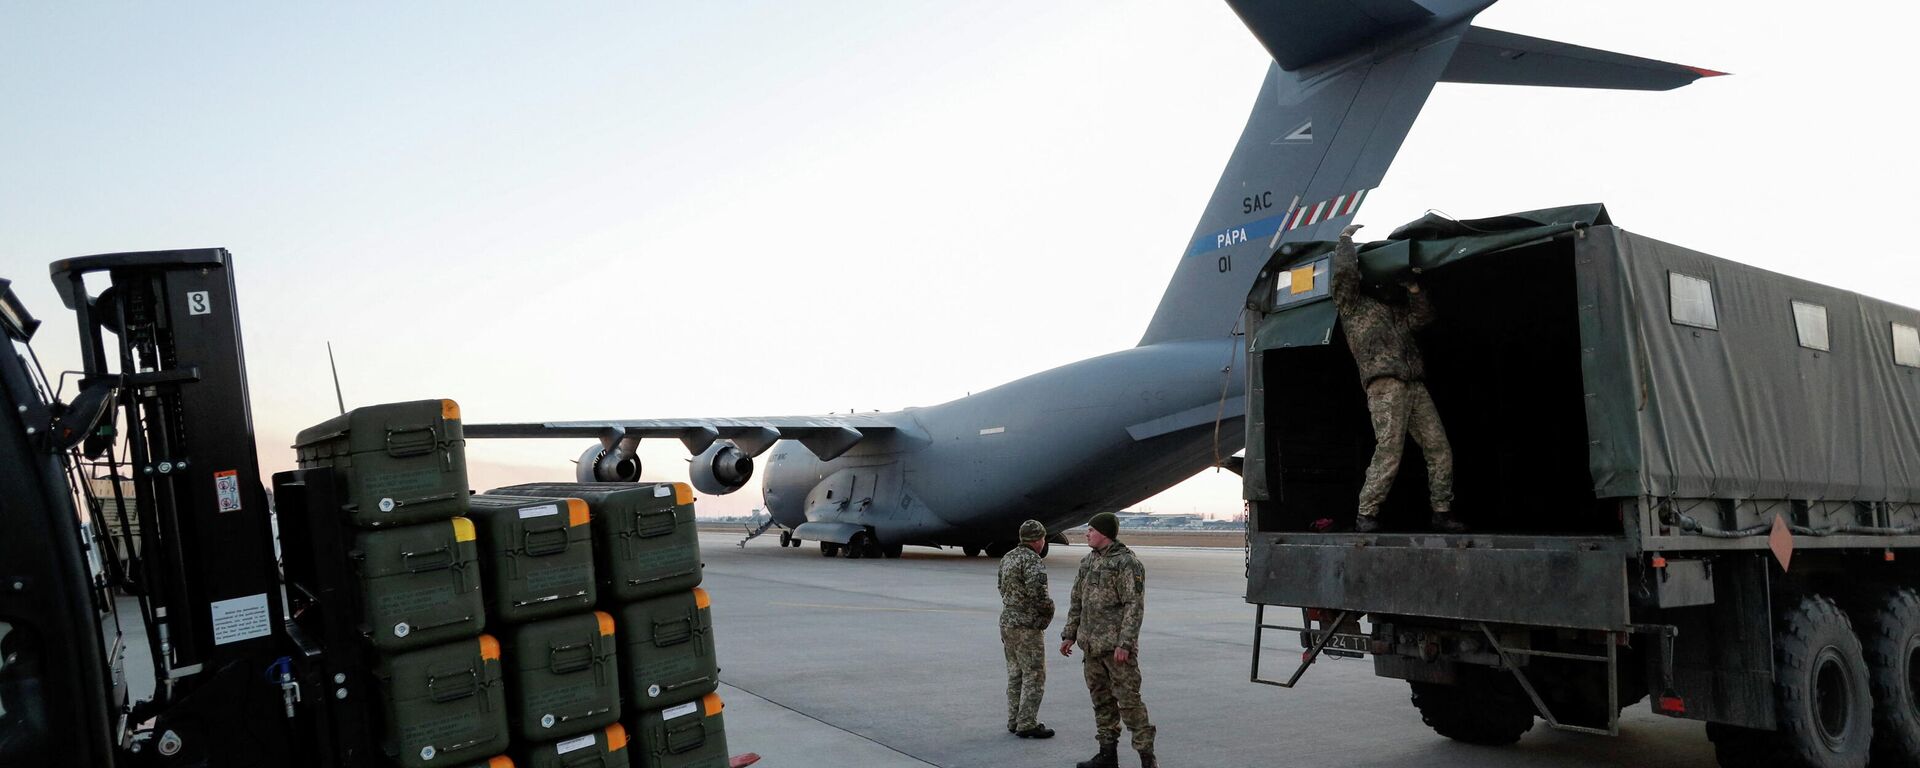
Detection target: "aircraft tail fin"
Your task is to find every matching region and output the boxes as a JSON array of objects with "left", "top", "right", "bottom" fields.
[
  {"left": 1225, "top": 0, "right": 1434, "bottom": 71},
  {"left": 1136, "top": 3, "right": 1721, "bottom": 346},
  {"left": 1443, "top": 26, "right": 1728, "bottom": 91}
]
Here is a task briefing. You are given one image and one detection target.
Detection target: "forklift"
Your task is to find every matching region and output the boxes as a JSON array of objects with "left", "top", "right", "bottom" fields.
[{"left": 3, "top": 250, "right": 764, "bottom": 768}]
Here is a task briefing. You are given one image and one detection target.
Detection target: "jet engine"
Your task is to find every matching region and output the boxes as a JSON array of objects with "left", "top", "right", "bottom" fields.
[
  {"left": 690, "top": 440, "right": 754, "bottom": 494},
  {"left": 576, "top": 442, "right": 642, "bottom": 483}
]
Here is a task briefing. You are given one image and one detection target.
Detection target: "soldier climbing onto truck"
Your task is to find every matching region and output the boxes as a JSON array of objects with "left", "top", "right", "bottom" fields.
[{"left": 1331, "top": 223, "right": 1467, "bottom": 534}]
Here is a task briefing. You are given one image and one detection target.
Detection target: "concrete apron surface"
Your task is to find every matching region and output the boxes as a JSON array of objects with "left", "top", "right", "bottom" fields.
[{"left": 703, "top": 533, "right": 1716, "bottom": 768}]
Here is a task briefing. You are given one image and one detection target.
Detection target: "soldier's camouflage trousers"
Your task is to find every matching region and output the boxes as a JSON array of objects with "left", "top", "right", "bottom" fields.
[
  {"left": 1002, "top": 626, "right": 1046, "bottom": 730},
  {"left": 1358, "top": 377, "right": 1454, "bottom": 518},
  {"left": 1083, "top": 653, "right": 1154, "bottom": 752}
]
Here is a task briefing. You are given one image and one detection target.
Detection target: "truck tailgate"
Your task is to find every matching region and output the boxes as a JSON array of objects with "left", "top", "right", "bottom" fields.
[{"left": 1246, "top": 533, "right": 1631, "bottom": 631}]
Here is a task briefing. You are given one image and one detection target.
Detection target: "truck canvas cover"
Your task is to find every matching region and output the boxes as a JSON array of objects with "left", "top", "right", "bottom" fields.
[{"left": 1245, "top": 204, "right": 1920, "bottom": 511}]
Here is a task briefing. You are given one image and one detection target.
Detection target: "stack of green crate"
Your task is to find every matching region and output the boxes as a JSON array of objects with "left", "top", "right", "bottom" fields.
[
  {"left": 466, "top": 494, "right": 624, "bottom": 763},
  {"left": 487, "top": 482, "right": 730, "bottom": 768},
  {"left": 295, "top": 399, "right": 511, "bottom": 768}
]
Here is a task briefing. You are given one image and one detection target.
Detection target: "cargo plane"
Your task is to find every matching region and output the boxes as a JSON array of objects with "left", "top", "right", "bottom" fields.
[{"left": 468, "top": 0, "right": 1721, "bottom": 558}]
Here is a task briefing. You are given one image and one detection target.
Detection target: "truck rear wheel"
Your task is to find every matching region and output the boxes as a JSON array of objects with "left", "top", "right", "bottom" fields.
[
  {"left": 1773, "top": 594, "right": 1874, "bottom": 768},
  {"left": 1856, "top": 587, "right": 1920, "bottom": 766},
  {"left": 1409, "top": 677, "right": 1533, "bottom": 746}
]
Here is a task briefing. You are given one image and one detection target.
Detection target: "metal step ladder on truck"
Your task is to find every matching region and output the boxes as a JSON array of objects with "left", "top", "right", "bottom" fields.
[
  {"left": 1240, "top": 205, "right": 1920, "bottom": 768},
  {"left": 0, "top": 251, "right": 753, "bottom": 768}
]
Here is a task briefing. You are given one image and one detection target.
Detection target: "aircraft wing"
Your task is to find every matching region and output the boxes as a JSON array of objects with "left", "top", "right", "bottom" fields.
[{"left": 465, "top": 415, "right": 899, "bottom": 460}]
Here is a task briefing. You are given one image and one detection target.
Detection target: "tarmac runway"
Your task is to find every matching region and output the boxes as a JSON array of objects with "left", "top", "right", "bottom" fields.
[{"left": 703, "top": 532, "right": 1719, "bottom": 768}]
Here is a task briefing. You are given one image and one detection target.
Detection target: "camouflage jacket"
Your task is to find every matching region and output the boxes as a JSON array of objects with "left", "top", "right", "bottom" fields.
[
  {"left": 1331, "top": 239, "right": 1435, "bottom": 385},
  {"left": 1061, "top": 541, "right": 1145, "bottom": 654},
  {"left": 998, "top": 545, "right": 1054, "bottom": 630}
]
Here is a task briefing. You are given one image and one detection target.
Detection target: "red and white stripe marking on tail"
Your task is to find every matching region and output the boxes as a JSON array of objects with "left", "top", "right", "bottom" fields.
[{"left": 1284, "top": 188, "right": 1370, "bottom": 232}]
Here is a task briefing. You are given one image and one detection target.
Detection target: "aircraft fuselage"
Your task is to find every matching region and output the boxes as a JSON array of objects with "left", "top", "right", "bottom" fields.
[{"left": 761, "top": 338, "right": 1246, "bottom": 546}]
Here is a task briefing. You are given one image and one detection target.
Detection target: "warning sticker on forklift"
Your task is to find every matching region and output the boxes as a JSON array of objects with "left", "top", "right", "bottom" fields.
[
  {"left": 215, "top": 470, "right": 242, "bottom": 512},
  {"left": 555, "top": 734, "right": 597, "bottom": 755},
  {"left": 662, "top": 701, "right": 699, "bottom": 721},
  {"left": 211, "top": 593, "right": 271, "bottom": 645},
  {"left": 518, "top": 504, "right": 559, "bottom": 519}
]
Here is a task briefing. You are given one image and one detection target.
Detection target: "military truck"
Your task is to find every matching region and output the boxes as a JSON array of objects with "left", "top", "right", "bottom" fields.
[{"left": 1242, "top": 205, "right": 1920, "bottom": 768}]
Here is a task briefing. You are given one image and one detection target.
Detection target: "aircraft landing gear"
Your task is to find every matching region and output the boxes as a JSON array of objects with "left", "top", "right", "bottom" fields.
[
  {"left": 962, "top": 546, "right": 981, "bottom": 558},
  {"left": 779, "top": 530, "right": 794, "bottom": 547},
  {"left": 882, "top": 543, "right": 903, "bottom": 559},
  {"left": 820, "top": 541, "right": 841, "bottom": 557},
  {"left": 984, "top": 541, "right": 1014, "bottom": 558}
]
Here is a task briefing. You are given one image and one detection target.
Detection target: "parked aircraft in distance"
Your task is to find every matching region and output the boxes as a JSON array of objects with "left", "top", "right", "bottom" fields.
[{"left": 468, "top": 0, "right": 1722, "bottom": 559}]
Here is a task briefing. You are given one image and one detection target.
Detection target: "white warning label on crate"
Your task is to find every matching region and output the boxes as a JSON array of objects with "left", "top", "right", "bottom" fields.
[
  {"left": 211, "top": 593, "right": 271, "bottom": 645},
  {"left": 518, "top": 504, "right": 560, "bottom": 519},
  {"left": 555, "top": 734, "right": 597, "bottom": 755},
  {"left": 654, "top": 485, "right": 672, "bottom": 497},
  {"left": 662, "top": 701, "right": 700, "bottom": 721},
  {"left": 215, "top": 470, "right": 242, "bottom": 512}
]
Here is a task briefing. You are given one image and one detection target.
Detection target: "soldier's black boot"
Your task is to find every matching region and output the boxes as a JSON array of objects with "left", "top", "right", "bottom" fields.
[
  {"left": 1139, "top": 750, "right": 1158, "bottom": 768},
  {"left": 1016, "top": 723, "right": 1055, "bottom": 739},
  {"left": 1353, "top": 515, "right": 1381, "bottom": 533},
  {"left": 1430, "top": 510, "right": 1468, "bottom": 534},
  {"left": 1075, "top": 742, "right": 1118, "bottom": 768}
]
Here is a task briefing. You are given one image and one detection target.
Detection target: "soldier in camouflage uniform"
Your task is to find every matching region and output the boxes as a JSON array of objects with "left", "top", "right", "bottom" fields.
[
  {"left": 1060, "top": 512, "right": 1154, "bottom": 768},
  {"left": 1330, "top": 224, "right": 1467, "bottom": 534},
  {"left": 999, "top": 519, "right": 1055, "bottom": 739}
]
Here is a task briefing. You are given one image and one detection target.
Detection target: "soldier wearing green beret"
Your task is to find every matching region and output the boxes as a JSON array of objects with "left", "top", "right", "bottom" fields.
[
  {"left": 1060, "top": 512, "right": 1154, "bottom": 768},
  {"left": 999, "top": 519, "right": 1055, "bottom": 739}
]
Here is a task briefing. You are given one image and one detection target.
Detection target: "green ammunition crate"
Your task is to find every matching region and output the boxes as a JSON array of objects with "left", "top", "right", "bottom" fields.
[
  {"left": 466, "top": 495, "right": 597, "bottom": 624},
  {"left": 375, "top": 635, "right": 510, "bottom": 768},
  {"left": 354, "top": 519, "right": 486, "bottom": 652},
  {"left": 633, "top": 694, "right": 729, "bottom": 768},
  {"left": 518, "top": 724, "right": 629, "bottom": 768},
  {"left": 295, "top": 399, "right": 470, "bottom": 527},
  {"left": 487, "top": 483, "right": 701, "bottom": 603},
  {"left": 502, "top": 612, "right": 622, "bottom": 741},
  {"left": 617, "top": 588, "right": 717, "bottom": 710}
]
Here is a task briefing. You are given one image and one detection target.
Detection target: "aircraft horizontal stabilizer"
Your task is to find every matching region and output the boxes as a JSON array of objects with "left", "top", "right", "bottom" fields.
[{"left": 1442, "top": 26, "right": 1726, "bottom": 91}]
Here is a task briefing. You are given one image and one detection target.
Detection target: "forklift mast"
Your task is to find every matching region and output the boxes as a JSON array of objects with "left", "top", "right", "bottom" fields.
[{"left": 1, "top": 250, "right": 303, "bottom": 766}]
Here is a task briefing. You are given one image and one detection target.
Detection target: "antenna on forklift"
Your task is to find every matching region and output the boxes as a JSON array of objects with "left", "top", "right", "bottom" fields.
[{"left": 327, "top": 342, "right": 345, "bottom": 415}]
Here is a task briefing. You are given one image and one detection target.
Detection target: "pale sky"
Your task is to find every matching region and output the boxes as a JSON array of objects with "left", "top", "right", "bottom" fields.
[{"left": 5, "top": 1, "right": 1916, "bottom": 518}]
